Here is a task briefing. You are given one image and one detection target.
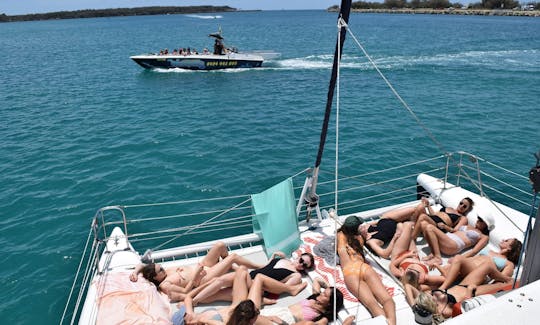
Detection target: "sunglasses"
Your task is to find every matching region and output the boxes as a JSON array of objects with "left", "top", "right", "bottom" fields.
[
  {"left": 299, "top": 257, "right": 311, "bottom": 269},
  {"left": 459, "top": 201, "right": 469, "bottom": 208}
]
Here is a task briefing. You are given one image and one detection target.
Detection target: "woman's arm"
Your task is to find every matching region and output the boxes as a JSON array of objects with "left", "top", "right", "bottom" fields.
[
  {"left": 403, "top": 283, "right": 420, "bottom": 306},
  {"left": 451, "top": 216, "right": 468, "bottom": 232},
  {"left": 312, "top": 277, "right": 329, "bottom": 295},
  {"left": 389, "top": 251, "right": 413, "bottom": 277},
  {"left": 501, "top": 262, "right": 515, "bottom": 277},
  {"left": 424, "top": 274, "right": 445, "bottom": 287},
  {"left": 462, "top": 234, "right": 489, "bottom": 258},
  {"left": 129, "top": 263, "right": 146, "bottom": 282}
]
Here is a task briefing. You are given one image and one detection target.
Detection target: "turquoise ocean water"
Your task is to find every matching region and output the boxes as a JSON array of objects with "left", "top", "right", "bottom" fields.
[{"left": 0, "top": 10, "right": 538, "bottom": 323}]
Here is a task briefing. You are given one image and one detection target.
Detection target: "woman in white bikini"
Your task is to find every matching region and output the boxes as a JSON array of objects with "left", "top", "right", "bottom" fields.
[{"left": 421, "top": 214, "right": 494, "bottom": 265}]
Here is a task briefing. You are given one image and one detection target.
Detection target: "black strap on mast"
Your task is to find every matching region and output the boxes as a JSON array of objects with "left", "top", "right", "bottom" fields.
[{"left": 305, "top": 0, "right": 352, "bottom": 220}]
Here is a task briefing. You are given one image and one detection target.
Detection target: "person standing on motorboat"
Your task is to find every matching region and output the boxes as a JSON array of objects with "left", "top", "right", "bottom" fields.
[{"left": 214, "top": 39, "right": 225, "bottom": 55}]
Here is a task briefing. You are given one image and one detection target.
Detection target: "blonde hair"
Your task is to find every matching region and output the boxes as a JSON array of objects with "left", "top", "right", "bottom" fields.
[{"left": 415, "top": 292, "right": 437, "bottom": 314}]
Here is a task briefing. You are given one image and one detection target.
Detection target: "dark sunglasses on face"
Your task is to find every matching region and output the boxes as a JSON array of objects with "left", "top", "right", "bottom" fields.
[{"left": 299, "top": 257, "right": 310, "bottom": 269}]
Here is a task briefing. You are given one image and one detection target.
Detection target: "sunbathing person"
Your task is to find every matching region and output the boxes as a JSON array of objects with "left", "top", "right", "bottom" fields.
[
  {"left": 337, "top": 216, "right": 396, "bottom": 325},
  {"left": 411, "top": 197, "right": 474, "bottom": 240},
  {"left": 355, "top": 216, "right": 401, "bottom": 259},
  {"left": 405, "top": 265, "right": 513, "bottom": 320},
  {"left": 389, "top": 222, "right": 444, "bottom": 290},
  {"left": 179, "top": 267, "right": 344, "bottom": 325},
  {"left": 436, "top": 238, "right": 522, "bottom": 290},
  {"left": 187, "top": 250, "right": 314, "bottom": 306},
  {"left": 129, "top": 241, "right": 263, "bottom": 301},
  {"left": 421, "top": 214, "right": 493, "bottom": 265}
]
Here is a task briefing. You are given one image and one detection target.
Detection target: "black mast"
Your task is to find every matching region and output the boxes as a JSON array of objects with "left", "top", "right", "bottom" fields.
[{"left": 305, "top": 0, "right": 352, "bottom": 218}]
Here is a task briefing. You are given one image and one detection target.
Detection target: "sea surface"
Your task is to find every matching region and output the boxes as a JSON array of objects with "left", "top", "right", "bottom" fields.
[{"left": 0, "top": 10, "right": 538, "bottom": 324}]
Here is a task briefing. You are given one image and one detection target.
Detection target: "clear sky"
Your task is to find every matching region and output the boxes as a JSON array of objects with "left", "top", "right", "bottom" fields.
[{"left": 0, "top": 1, "right": 342, "bottom": 15}]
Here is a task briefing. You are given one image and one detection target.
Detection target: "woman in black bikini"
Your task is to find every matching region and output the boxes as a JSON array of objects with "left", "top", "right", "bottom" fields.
[
  {"left": 411, "top": 197, "right": 474, "bottom": 240},
  {"left": 357, "top": 217, "right": 402, "bottom": 259}
]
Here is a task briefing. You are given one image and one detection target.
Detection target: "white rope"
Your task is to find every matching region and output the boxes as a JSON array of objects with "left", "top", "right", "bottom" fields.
[
  {"left": 60, "top": 227, "right": 93, "bottom": 325},
  {"left": 345, "top": 26, "right": 447, "bottom": 156},
  {"left": 150, "top": 196, "right": 252, "bottom": 251}
]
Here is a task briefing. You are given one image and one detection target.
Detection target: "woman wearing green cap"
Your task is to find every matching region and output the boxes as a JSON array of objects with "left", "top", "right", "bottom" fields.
[{"left": 337, "top": 215, "right": 396, "bottom": 325}]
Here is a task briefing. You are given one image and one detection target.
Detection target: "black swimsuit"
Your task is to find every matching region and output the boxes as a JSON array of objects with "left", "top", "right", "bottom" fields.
[
  {"left": 249, "top": 258, "right": 294, "bottom": 281},
  {"left": 429, "top": 207, "right": 462, "bottom": 232},
  {"left": 441, "top": 207, "right": 461, "bottom": 224},
  {"left": 368, "top": 219, "right": 397, "bottom": 244}
]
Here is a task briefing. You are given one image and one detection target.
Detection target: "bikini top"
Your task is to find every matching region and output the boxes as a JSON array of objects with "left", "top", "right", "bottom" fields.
[
  {"left": 458, "top": 226, "right": 481, "bottom": 243},
  {"left": 301, "top": 299, "right": 319, "bottom": 321},
  {"left": 249, "top": 258, "right": 295, "bottom": 281},
  {"left": 368, "top": 218, "right": 397, "bottom": 244},
  {"left": 400, "top": 260, "right": 429, "bottom": 274},
  {"left": 479, "top": 248, "right": 507, "bottom": 271},
  {"left": 204, "top": 308, "right": 224, "bottom": 322},
  {"left": 440, "top": 207, "right": 462, "bottom": 224}
]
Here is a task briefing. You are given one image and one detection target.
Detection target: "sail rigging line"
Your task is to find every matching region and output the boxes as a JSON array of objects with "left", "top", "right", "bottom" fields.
[
  {"left": 147, "top": 196, "right": 252, "bottom": 253},
  {"left": 345, "top": 27, "right": 447, "bottom": 157},
  {"left": 61, "top": 227, "right": 95, "bottom": 325},
  {"left": 306, "top": 0, "right": 352, "bottom": 222}
]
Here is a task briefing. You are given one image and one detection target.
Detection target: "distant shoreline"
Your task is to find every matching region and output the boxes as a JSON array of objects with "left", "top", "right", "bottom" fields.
[
  {"left": 2, "top": 6, "right": 539, "bottom": 23},
  {"left": 0, "top": 6, "right": 240, "bottom": 23},
  {"left": 343, "top": 8, "right": 540, "bottom": 17}
]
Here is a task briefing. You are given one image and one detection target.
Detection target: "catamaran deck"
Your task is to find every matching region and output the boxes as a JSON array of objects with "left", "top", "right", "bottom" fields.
[{"left": 64, "top": 152, "right": 539, "bottom": 324}]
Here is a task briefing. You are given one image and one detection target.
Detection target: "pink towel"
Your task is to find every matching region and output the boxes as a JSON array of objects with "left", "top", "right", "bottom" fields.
[{"left": 94, "top": 272, "right": 172, "bottom": 325}]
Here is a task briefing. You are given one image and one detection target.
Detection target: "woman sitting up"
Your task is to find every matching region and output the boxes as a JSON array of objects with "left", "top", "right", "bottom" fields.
[
  {"left": 188, "top": 251, "right": 314, "bottom": 306},
  {"left": 337, "top": 215, "right": 396, "bottom": 325},
  {"left": 436, "top": 238, "right": 522, "bottom": 290},
  {"left": 411, "top": 197, "right": 474, "bottom": 240},
  {"left": 422, "top": 214, "right": 494, "bottom": 265},
  {"left": 129, "top": 241, "right": 263, "bottom": 301},
  {"left": 389, "top": 222, "right": 445, "bottom": 290}
]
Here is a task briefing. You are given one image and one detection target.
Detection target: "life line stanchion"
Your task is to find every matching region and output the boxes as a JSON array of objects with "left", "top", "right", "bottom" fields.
[{"left": 514, "top": 151, "right": 540, "bottom": 288}]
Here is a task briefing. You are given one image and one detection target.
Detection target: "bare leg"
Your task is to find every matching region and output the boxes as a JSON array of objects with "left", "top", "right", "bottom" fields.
[
  {"left": 422, "top": 222, "right": 447, "bottom": 264},
  {"left": 382, "top": 206, "right": 417, "bottom": 223},
  {"left": 364, "top": 267, "right": 396, "bottom": 325},
  {"left": 412, "top": 214, "right": 436, "bottom": 240},
  {"left": 345, "top": 276, "right": 385, "bottom": 318},
  {"left": 202, "top": 253, "right": 253, "bottom": 281},
  {"left": 391, "top": 221, "right": 414, "bottom": 258},
  {"left": 200, "top": 241, "right": 229, "bottom": 267},
  {"left": 255, "top": 274, "right": 307, "bottom": 296},
  {"left": 229, "top": 253, "right": 265, "bottom": 270},
  {"left": 230, "top": 266, "right": 249, "bottom": 306},
  {"left": 192, "top": 272, "right": 236, "bottom": 305},
  {"left": 439, "top": 255, "right": 467, "bottom": 290},
  {"left": 459, "top": 263, "right": 512, "bottom": 287}
]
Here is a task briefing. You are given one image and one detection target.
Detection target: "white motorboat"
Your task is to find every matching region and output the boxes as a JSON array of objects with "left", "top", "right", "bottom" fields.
[{"left": 130, "top": 29, "right": 277, "bottom": 70}]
